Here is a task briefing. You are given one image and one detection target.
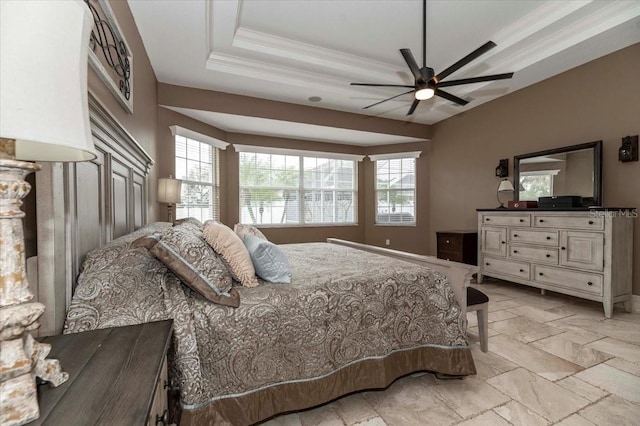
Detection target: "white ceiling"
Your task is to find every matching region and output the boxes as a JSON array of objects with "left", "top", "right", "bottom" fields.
[{"left": 129, "top": 0, "right": 640, "bottom": 144}]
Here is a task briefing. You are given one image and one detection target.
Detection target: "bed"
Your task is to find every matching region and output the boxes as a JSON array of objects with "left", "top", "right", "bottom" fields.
[{"left": 63, "top": 221, "right": 476, "bottom": 425}]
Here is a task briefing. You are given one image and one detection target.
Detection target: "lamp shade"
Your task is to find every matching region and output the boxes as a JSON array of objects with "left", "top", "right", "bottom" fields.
[
  {"left": 498, "top": 179, "right": 515, "bottom": 192},
  {"left": 158, "top": 177, "right": 182, "bottom": 204},
  {"left": 0, "top": 0, "right": 96, "bottom": 162}
]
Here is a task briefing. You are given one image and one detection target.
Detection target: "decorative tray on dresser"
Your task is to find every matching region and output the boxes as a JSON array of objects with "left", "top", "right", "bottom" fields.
[
  {"left": 30, "top": 320, "right": 173, "bottom": 426},
  {"left": 477, "top": 208, "right": 635, "bottom": 318}
]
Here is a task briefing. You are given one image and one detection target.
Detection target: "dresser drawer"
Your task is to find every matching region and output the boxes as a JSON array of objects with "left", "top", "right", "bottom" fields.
[
  {"left": 437, "top": 249, "right": 463, "bottom": 263},
  {"left": 148, "top": 357, "right": 169, "bottom": 426},
  {"left": 509, "top": 229, "right": 558, "bottom": 246},
  {"left": 437, "top": 233, "right": 463, "bottom": 251},
  {"left": 533, "top": 215, "right": 604, "bottom": 230},
  {"left": 533, "top": 265, "right": 603, "bottom": 296},
  {"left": 482, "top": 214, "right": 531, "bottom": 227},
  {"left": 510, "top": 244, "right": 558, "bottom": 264},
  {"left": 482, "top": 256, "right": 530, "bottom": 280}
]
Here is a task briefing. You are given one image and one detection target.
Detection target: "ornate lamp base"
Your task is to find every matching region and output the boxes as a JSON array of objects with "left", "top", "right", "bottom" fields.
[{"left": 0, "top": 157, "right": 68, "bottom": 426}]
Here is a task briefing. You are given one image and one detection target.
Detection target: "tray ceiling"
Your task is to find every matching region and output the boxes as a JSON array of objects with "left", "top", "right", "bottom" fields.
[{"left": 129, "top": 0, "right": 640, "bottom": 142}]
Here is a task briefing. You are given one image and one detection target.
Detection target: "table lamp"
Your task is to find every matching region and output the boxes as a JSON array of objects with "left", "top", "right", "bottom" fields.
[
  {"left": 0, "top": 1, "right": 96, "bottom": 424},
  {"left": 158, "top": 176, "right": 182, "bottom": 223},
  {"left": 496, "top": 179, "right": 515, "bottom": 209}
]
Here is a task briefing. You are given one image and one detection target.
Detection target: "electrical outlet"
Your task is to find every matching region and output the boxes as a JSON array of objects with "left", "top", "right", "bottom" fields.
[{"left": 385, "top": 239, "right": 390, "bottom": 246}]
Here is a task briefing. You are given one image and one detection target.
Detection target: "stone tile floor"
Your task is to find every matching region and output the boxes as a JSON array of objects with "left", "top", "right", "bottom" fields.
[{"left": 262, "top": 279, "right": 640, "bottom": 425}]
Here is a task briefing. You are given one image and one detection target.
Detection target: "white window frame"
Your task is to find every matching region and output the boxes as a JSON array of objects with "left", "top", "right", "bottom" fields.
[
  {"left": 235, "top": 145, "right": 364, "bottom": 227},
  {"left": 370, "top": 151, "right": 421, "bottom": 226},
  {"left": 170, "top": 126, "right": 228, "bottom": 222}
]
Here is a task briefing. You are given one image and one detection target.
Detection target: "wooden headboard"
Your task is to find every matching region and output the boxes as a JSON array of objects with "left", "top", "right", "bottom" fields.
[
  {"left": 34, "top": 92, "right": 153, "bottom": 335},
  {"left": 68, "top": 93, "right": 154, "bottom": 283}
]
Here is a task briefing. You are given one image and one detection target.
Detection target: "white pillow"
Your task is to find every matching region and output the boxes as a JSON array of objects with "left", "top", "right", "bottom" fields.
[{"left": 203, "top": 221, "right": 259, "bottom": 288}]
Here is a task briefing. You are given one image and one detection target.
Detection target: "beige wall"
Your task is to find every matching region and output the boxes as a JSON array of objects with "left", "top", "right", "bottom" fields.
[
  {"left": 157, "top": 87, "right": 433, "bottom": 246},
  {"left": 430, "top": 43, "right": 640, "bottom": 294},
  {"left": 153, "top": 30, "right": 639, "bottom": 294},
  {"left": 157, "top": 84, "right": 432, "bottom": 140},
  {"left": 24, "top": 0, "right": 159, "bottom": 258},
  {"left": 87, "top": 0, "right": 159, "bottom": 220},
  {"left": 363, "top": 142, "right": 431, "bottom": 254}
]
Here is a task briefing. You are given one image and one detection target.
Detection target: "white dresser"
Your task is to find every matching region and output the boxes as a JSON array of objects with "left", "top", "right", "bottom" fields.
[{"left": 477, "top": 209, "right": 634, "bottom": 318}]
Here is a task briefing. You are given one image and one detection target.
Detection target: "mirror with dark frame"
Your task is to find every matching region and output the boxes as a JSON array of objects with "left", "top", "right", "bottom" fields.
[{"left": 514, "top": 141, "right": 603, "bottom": 207}]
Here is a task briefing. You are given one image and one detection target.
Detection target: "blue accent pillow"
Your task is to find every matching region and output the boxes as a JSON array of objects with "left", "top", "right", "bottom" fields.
[{"left": 243, "top": 235, "right": 292, "bottom": 284}]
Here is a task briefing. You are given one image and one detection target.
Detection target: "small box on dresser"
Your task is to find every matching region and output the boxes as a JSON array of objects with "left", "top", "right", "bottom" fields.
[
  {"left": 477, "top": 209, "right": 634, "bottom": 318},
  {"left": 30, "top": 320, "right": 173, "bottom": 426}
]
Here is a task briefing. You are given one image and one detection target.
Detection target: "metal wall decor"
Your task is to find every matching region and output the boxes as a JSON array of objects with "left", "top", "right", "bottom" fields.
[{"left": 84, "top": 0, "right": 133, "bottom": 113}]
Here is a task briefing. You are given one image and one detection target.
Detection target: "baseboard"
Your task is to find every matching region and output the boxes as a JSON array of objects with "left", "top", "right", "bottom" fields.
[{"left": 632, "top": 295, "right": 640, "bottom": 313}]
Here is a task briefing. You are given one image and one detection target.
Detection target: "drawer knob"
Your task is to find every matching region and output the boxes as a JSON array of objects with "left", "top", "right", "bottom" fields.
[
  {"left": 539, "top": 272, "right": 544, "bottom": 276},
  {"left": 445, "top": 239, "right": 450, "bottom": 244},
  {"left": 546, "top": 236, "right": 551, "bottom": 240},
  {"left": 519, "top": 219, "right": 524, "bottom": 222},
  {"left": 588, "top": 220, "right": 594, "bottom": 225},
  {"left": 486, "top": 218, "right": 491, "bottom": 221},
  {"left": 546, "top": 254, "right": 551, "bottom": 258},
  {"left": 513, "top": 250, "right": 518, "bottom": 253},
  {"left": 539, "top": 219, "right": 544, "bottom": 223},
  {"left": 561, "top": 246, "right": 566, "bottom": 251},
  {"left": 513, "top": 234, "right": 518, "bottom": 237},
  {"left": 501, "top": 241, "right": 506, "bottom": 244},
  {"left": 486, "top": 262, "right": 490, "bottom": 266},
  {"left": 519, "top": 269, "right": 524, "bottom": 273},
  {"left": 587, "top": 281, "right": 593, "bottom": 286}
]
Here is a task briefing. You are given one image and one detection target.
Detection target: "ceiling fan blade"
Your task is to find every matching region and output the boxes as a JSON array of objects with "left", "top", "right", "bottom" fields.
[
  {"left": 435, "top": 89, "right": 469, "bottom": 106},
  {"left": 407, "top": 98, "right": 420, "bottom": 115},
  {"left": 434, "top": 41, "right": 497, "bottom": 83},
  {"left": 400, "top": 49, "right": 425, "bottom": 84},
  {"left": 364, "top": 90, "right": 415, "bottom": 109},
  {"left": 351, "top": 83, "right": 415, "bottom": 88},
  {"left": 437, "top": 72, "right": 514, "bottom": 88}
]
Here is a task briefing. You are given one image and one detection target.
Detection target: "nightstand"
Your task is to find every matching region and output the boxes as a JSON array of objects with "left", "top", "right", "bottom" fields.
[
  {"left": 436, "top": 230, "right": 478, "bottom": 265},
  {"left": 30, "top": 320, "right": 173, "bottom": 425}
]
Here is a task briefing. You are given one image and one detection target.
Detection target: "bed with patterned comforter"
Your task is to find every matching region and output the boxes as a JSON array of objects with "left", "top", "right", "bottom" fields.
[{"left": 64, "top": 223, "right": 475, "bottom": 425}]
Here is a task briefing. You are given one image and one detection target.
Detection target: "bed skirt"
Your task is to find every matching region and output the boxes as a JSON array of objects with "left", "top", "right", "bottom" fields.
[{"left": 180, "top": 344, "right": 476, "bottom": 425}]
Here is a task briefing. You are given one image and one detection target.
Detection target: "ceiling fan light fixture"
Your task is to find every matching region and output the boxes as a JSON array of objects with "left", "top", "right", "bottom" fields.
[{"left": 415, "top": 86, "right": 434, "bottom": 100}]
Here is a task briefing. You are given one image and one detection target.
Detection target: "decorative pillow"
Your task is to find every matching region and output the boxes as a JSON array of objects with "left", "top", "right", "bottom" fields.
[
  {"left": 132, "top": 226, "right": 239, "bottom": 307},
  {"left": 174, "top": 217, "right": 204, "bottom": 229},
  {"left": 203, "top": 221, "right": 259, "bottom": 288},
  {"left": 243, "top": 235, "right": 292, "bottom": 284},
  {"left": 234, "top": 223, "right": 267, "bottom": 241}
]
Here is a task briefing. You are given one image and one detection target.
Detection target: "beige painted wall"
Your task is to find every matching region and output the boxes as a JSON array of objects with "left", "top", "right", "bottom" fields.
[
  {"left": 157, "top": 87, "right": 433, "bottom": 246},
  {"left": 430, "top": 43, "right": 640, "bottom": 294},
  {"left": 363, "top": 142, "right": 431, "bottom": 254},
  {"left": 87, "top": 0, "right": 159, "bottom": 221},
  {"left": 156, "top": 38, "right": 639, "bottom": 294},
  {"left": 24, "top": 0, "right": 159, "bottom": 258}
]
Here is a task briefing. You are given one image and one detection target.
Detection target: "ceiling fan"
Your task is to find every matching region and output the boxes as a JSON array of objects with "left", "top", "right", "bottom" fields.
[{"left": 351, "top": 0, "right": 514, "bottom": 115}]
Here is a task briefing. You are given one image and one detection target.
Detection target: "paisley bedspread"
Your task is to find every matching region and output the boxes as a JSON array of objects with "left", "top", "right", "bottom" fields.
[{"left": 65, "top": 229, "right": 475, "bottom": 425}]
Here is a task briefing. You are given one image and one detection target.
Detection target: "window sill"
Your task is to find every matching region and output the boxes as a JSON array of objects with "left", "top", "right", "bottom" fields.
[
  {"left": 244, "top": 223, "right": 359, "bottom": 229},
  {"left": 374, "top": 223, "right": 417, "bottom": 227}
]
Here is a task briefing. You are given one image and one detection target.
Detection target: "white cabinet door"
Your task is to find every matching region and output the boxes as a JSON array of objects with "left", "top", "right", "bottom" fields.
[
  {"left": 560, "top": 231, "right": 604, "bottom": 272},
  {"left": 481, "top": 227, "right": 507, "bottom": 257}
]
